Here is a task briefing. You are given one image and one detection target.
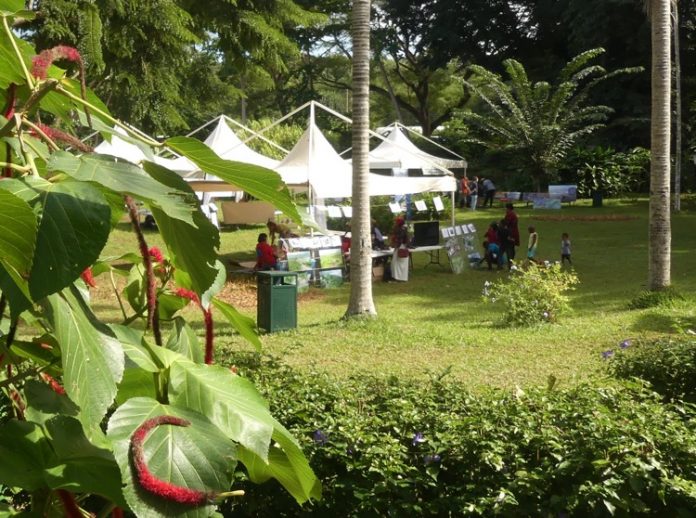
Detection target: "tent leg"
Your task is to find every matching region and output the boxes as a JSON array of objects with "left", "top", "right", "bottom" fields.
[{"left": 450, "top": 191, "right": 455, "bottom": 227}]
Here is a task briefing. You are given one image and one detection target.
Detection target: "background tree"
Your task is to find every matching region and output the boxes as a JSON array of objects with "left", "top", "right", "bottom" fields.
[{"left": 457, "top": 49, "right": 641, "bottom": 190}]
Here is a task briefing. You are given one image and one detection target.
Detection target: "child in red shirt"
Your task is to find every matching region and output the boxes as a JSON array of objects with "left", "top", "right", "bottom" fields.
[{"left": 255, "top": 233, "right": 277, "bottom": 270}]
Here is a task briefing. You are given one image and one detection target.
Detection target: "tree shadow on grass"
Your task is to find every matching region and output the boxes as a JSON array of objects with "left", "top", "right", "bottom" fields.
[{"left": 631, "top": 311, "right": 696, "bottom": 334}]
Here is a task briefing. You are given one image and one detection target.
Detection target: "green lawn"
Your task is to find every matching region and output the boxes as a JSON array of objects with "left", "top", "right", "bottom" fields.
[{"left": 95, "top": 197, "right": 696, "bottom": 391}]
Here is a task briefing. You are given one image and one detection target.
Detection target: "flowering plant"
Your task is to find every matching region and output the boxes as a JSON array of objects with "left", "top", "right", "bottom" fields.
[
  {"left": 482, "top": 262, "right": 579, "bottom": 326},
  {"left": 0, "top": 5, "right": 318, "bottom": 517}
]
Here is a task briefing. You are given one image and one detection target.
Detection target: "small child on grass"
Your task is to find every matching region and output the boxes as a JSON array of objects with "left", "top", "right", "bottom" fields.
[
  {"left": 527, "top": 226, "right": 538, "bottom": 263},
  {"left": 561, "top": 232, "right": 572, "bottom": 265}
]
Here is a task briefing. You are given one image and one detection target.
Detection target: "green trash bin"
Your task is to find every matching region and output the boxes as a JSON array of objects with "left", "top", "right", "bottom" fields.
[{"left": 257, "top": 271, "right": 298, "bottom": 332}]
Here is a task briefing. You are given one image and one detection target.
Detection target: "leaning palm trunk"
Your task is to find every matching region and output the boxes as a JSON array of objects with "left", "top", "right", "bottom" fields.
[
  {"left": 672, "top": 0, "right": 681, "bottom": 212},
  {"left": 648, "top": 0, "right": 672, "bottom": 290},
  {"left": 345, "top": 0, "right": 376, "bottom": 318}
]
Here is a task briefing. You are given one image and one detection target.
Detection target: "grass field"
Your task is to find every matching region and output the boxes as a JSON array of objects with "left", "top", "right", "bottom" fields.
[{"left": 94, "top": 197, "right": 696, "bottom": 391}]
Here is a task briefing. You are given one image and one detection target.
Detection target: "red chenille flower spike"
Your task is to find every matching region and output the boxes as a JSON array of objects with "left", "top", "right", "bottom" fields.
[{"left": 130, "top": 415, "right": 215, "bottom": 506}]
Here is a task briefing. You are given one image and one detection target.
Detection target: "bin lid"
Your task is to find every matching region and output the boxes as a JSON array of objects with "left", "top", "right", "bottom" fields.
[{"left": 256, "top": 270, "right": 298, "bottom": 278}]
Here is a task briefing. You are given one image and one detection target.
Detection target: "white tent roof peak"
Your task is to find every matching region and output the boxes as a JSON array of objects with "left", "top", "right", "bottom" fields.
[
  {"left": 369, "top": 124, "right": 467, "bottom": 171},
  {"left": 274, "top": 120, "right": 352, "bottom": 198},
  {"left": 203, "top": 118, "right": 280, "bottom": 170},
  {"left": 273, "top": 118, "right": 456, "bottom": 198}
]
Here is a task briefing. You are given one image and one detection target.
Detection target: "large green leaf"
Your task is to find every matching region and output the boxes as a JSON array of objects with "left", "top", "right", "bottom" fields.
[
  {"left": 238, "top": 424, "right": 322, "bottom": 505},
  {"left": 150, "top": 204, "right": 219, "bottom": 296},
  {"left": 0, "top": 420, "right": 55, "bottom": 490},
  {"left": 107, "top": 398, "right": 237, "bottom": 518},
  {"left": 24, "top": 380, "right": 79, "bottom": 428},
  {"left": 43, "top": 288, "right": 124, "bottom": 440},
  {"left": 29, "top": 179, "right": 111, "bottom": 301},
  {"left": 168, "top": 361, "right": 320, "bottom": 503},
  {"left": 212, "top": 298, "right": 261, "bottom": 352},
  {"left": 0, "top": 189, "right": 36, "bottom": 310},
  {"left": 0, "top": 1, "right": 25, "bottom": 14},
  {"left": 142, "top": 161, "right": 220, "bottom": 296},
  {"left": 165, "top": 137, "right": 301, "bottom": 223},
  {"left": 48, "top": 152, "right": 195, "bottom": 225},
  {"left": 166, "top": 317, "right": 204, "bottom": 363},
  {"left": 0, "top": 10, "right": 33, "bottom": 88},
  {"left": 43, "top": 415, "right": 126, "bottom": 507}
]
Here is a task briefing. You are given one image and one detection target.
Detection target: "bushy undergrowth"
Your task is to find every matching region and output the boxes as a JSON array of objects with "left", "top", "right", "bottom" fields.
[
  {"left": 628, "top": 288, "right": 685, "bottom": 310},
  {"left": 608, "top": 337, "right": 696, "bottom": 403},
  {"left": 223, "top": 355, "right": 696, "bottom": 517},
  {"left": 482, "top": 262, "right": 579, "bottom": 326}
]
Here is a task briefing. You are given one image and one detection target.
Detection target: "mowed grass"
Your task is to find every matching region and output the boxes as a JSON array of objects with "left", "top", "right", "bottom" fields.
[{"left": 95, "top": 197, "right": 696, "bottom": 391}]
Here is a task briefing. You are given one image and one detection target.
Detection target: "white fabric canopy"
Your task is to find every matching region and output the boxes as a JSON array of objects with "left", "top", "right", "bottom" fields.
[
  {"left": 203, "top": 118, "right": 280, "bottom": 170},
  {"left": 368, "top": 125, "right": 466, "bottom": 171},
  {"left": 274, "top": 121, "right": 456, "bottom": 198},
  {"left": 94, "top": 127, "right": 199, "bottom": 176}
]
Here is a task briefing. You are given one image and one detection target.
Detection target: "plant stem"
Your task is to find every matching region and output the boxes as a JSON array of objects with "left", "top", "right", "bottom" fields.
[
  {"left": 2, "top": 16, "right": 34, "bottom": 90},
  {"left": 55, "top": 86, "right": 161, "bottom": 147},
  {"left": 124, "top": 196, "right": 157, "bottom": 333},
  {"left": 109, "top": 270, "right": 129, "bottom": 321},
  {"left": 22, "top": 119, "right": 59, "bottom": 151},
  {"left": 0, "top": 162, "right": 30, "bottom": 173},
  {"left": 0, "top": 79, "right": 59, "bottom": 138}
]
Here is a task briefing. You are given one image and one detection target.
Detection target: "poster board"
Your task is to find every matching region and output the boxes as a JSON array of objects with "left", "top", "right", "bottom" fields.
[{"left": 444, "top": 223, "right": 478, "bottom": 274}]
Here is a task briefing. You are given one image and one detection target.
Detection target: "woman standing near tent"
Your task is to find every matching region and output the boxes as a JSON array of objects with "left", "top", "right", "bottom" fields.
[{"left": 390, "top": 216, "right": 410, "bottom": 282}]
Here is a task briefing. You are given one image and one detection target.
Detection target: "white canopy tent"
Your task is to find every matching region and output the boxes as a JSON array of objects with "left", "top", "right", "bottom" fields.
[
  {"left": 201, "top": 117, "right": 280, "bottom": 170},
  {"left": 93, "top": 126, "right": 199, "bottom": 176},
  {"left": 272, "top": 103, "right": 456, "bottom": 199},
  {"left": 368, "top": 122, "right": 467, "bottom": 172}
]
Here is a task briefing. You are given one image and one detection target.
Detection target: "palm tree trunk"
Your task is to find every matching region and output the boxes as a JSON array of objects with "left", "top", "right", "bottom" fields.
[
  {"left": 648, "top": 0, "right": 672, "bottom": 290},
  {"left": 345, "top": 0, "right": 376, "bottom": 318},
  {"left": 672, "top": 0, "right": 681, "bottom": 212}
]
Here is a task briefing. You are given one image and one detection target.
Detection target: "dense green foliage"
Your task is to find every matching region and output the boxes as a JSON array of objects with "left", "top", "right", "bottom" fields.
[
  {"left": 457, "top": 49, "right": 641, "bottom": 189},
  {"left": 482, "top": 263, "right": 580, "bottom": 327},
  {"left": 0, "top": 4, "right": 319, "bottom": 515},
  {"left": 559, "top": 146, "right": 651, "bottom": 198},
  {"left": 220, "top": 356, "right": 696, "bottom": 517},
  {"left": 608, "top": 337, "right": 696, "bottom": 403}
]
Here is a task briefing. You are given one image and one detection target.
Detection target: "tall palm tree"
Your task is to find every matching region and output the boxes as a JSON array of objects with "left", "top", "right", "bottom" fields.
[
  {"left": 648, "top": 0, "right": 672, "bottom": 290},
  {"left": 345, "top": 0, "right": 377, "bottom": 318}
]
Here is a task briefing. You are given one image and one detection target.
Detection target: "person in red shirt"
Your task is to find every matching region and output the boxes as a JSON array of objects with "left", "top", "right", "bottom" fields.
[{"left": 255, "top": 233, "right": 277, "bottom": 270}]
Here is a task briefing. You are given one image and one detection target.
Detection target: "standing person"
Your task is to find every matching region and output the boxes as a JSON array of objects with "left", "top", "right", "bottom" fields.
[
  {"left": 527, "top": 226, "right": 539, "bottom": 263},
  {"left": 482, "top": 178, "right": 496, "bottom": 208},
  {"left": 561, "top": 232, "right": 572, "bottom": 265},
  {"left": 254, "top": 233, "right": 277, "bottom": 271},
  {"left": 459, "top": 175, "right": 471, "bottom": 208},
  {"left": 390, "top": 216, "right": 410, "bottom": 282},
  {"left": 503, "top": 203, "right": 520, "bottom": 265},
  {"left": 498, "top": 220, "right": 516, "bottom": 270},
  {"left": 469, "top": 176, "right": 479, "bottom": 210}
]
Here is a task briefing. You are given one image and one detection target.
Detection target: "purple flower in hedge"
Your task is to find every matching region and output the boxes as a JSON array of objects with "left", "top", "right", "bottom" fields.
[
  {"left": 312, "top": 430, "right": 328, "bottom": 445},
  {"left": 620, "top": 339, "right": 632, "bottom": 349},
  {"left": 423, "top": 454, "right": 441, "bottom": 465},
  {"left": 601, "top": 350, "right": 614, "bottom": 360},
  {"left": 412, "top": 432, "right": 426, "bottom": 446}
]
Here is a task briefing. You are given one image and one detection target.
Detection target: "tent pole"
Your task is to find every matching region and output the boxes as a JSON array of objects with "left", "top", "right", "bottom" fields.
[
  {"left": 222, "top": 115, "right": 289, "bottom": 154},
  {"left": 238, "top": 101, "right": 312, "bottom": 145},
  {"left": 397, "top": 122, "right": 466, "bottom": 161},
  {"left": 314, "top": 101, "right": 453, "bottom": 175},
  {"left": 450, "top": 191, "right": 455, "bottom": 227},
  {"left": 185, "top": 115, "right": 223, "bottom": 137}
]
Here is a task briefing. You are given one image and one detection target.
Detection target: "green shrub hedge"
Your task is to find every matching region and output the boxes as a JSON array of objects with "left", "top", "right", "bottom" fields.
[
  {"left": 608, "top": 337, "right": 696, "bottom": 403},
  {"left": 223, "top": 356, "right": 696, "bottom": 517}
]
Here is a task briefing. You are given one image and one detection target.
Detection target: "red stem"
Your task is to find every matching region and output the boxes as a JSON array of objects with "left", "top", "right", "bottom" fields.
[
  {"left": 111, "top": 507, "right": 124, "bottom": 518},
  {"left": 2, "top": 83, "right": 15, "bottom": 178},
  {"left": 203, "top": 308, "right": 214, "bottom": 365},
  {"left": 124, "top": 196, "right": 158, "bottom": 336},
  {"left": 57, "top": 490, "right": 83, "bottom": 518}
]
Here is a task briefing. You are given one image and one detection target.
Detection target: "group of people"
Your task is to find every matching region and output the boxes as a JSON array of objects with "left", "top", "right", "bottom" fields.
[
  {"left": 459, "top": 176, "right": 497, "bottom": 210},
  {"left": 480, "top": 203, "right": 573, "bottom": 269}
]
